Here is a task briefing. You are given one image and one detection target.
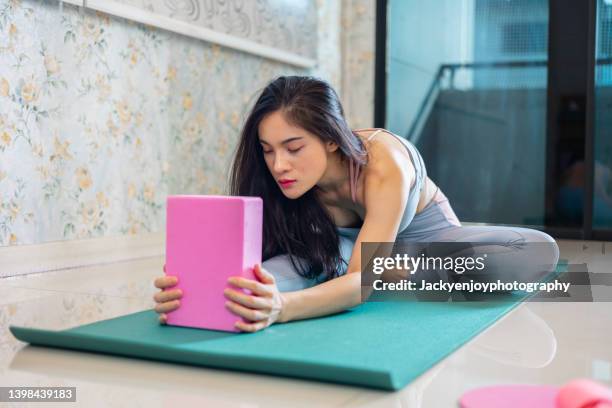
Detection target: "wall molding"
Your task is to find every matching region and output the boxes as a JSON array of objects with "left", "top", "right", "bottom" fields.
[
  {"left": 60, "top": 0, "right": 316, "bottom": 68},
  {"left": 0, "top": 232, "right": 165, "bottom": 278}
]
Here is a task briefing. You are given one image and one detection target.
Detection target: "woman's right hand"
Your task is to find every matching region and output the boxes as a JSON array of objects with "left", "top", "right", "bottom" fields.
[{"left": 153, "top": 264, "right": 182, "bottom": 324}]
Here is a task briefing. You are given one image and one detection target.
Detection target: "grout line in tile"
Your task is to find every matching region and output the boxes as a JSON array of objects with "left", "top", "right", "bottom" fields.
[
  {"left": 3, "top": 254, "right": 163, "bottom": 280},
  {"left": 4, "top": 285, "right": 154, "bottom": 302}
]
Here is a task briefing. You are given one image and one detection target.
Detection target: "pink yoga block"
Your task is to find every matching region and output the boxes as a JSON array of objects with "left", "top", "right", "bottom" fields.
[{"left": 164, "top": 195, "right": 263, "bottom": 332}]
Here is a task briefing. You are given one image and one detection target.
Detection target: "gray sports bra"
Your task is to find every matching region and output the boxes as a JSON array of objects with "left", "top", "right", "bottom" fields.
[{"left": 347, "top": 128, "right": 428, "bottom": 234}]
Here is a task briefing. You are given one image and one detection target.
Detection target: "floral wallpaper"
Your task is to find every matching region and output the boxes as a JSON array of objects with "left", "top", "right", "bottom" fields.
[
  {"left": 0, "top": 0, "right": 373, "bottom": 247},
  {"left": 341, "top": 0, "right": 376, "bottom": 130}
]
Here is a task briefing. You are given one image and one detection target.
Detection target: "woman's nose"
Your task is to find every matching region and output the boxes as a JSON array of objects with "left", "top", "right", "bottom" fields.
[{"left": 273, "top": 153, "right": 291, "bottom": 173}]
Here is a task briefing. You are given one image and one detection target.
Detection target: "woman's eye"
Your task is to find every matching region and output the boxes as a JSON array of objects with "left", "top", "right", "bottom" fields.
[{"left": 261, "top": 146, "right": 301, "bottom": 154}]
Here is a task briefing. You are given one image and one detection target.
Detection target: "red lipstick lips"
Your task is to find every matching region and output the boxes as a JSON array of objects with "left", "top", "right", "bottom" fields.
[{"left": 278, "top": 179, "right": 296, "bottom": 188}]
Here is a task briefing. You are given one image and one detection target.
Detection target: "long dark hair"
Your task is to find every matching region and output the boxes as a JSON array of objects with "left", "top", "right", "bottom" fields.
[{"left": 228, "top": 76, "right": 368, "bottom": 281}]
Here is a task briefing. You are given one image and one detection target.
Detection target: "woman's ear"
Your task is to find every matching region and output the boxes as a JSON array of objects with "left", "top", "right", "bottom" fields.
[{"left": 326, "top": 141, "right": 339, "bottom": 152}]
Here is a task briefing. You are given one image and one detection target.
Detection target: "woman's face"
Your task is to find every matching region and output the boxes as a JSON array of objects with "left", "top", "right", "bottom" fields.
[{"left": 258, "top": 110, "right": 337, "bottom": 199}]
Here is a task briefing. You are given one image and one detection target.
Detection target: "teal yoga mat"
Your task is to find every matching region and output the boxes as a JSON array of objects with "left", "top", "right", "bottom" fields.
[{"left": 10, "top": 263, "right": 567, "bottom": 390}]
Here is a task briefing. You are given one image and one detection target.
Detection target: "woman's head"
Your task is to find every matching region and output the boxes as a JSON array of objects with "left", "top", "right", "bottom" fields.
[
  {"left": 258, "top": 110, "right": 336, "bottom": 199},
  {"left": 243, "top": 76, "right": 366, "bottom": 199},
  {"left": 229, "top": 75, "right": 367, "bottom": 280}
]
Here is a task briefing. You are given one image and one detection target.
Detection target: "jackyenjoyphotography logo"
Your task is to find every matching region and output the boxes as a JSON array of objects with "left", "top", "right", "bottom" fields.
[{"left": 359, "top": 241, "right": 612, "bottom": 303}]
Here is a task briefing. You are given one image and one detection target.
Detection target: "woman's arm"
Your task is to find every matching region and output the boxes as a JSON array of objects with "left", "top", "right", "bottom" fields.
[
  {"left": 225, "top": 144, "right": 414, "bottom": 330},
  {"left": 278, "top": 271, "right": 361, "bottom": 322},
  {"left": 279, "top": 151, "right": 413, "bottom": 322}
]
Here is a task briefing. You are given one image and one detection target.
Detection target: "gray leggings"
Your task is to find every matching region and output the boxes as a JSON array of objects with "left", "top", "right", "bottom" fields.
[{"left": 263, "top": 196, "right": 560, "bottom": 293}]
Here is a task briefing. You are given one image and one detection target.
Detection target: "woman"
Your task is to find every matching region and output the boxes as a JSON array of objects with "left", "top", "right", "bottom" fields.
[{"left": 153, "top": 76, "right": 560, "bottom": 332}]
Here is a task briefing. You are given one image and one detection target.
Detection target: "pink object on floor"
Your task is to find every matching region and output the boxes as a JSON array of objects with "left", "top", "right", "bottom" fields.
[
  {"left": 460, "top": 384, "right": 558, "bottom": 408},
  {"left": 557, "top": 379, "right": 612, "bottom": 408},
  {"left": 164, "top": 195, "right": 263, "bottom": 332},
  {"left": 460, "top": 379, "right": 612, "bottom": 408}
]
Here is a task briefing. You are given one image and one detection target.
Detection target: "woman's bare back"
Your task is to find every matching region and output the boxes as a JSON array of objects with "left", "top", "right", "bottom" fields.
[{"left": 318, "top": 128, "right": 438, "bottom": 228}]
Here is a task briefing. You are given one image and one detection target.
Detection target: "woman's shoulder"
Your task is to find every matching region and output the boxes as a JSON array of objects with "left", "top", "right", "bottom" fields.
[
  {"left": 352, "top": 127, "right": 398, "bottom": 137},
  {"left": 352, "top": 128, "right": 411, "bottom": 174},
  {"left": 352, "top": 127, "right": 390, "bottom": 140}
]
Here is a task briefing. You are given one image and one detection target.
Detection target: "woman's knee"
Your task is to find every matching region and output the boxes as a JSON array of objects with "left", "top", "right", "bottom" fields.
[
  {"left": 495, "top": 228, "right": 560, "bottom": 283},
  {"left": 517, "top": 228, "right": 560, "bottom": 271},
  {"left": 457, "top": 227, "right": 560, "bottom": 283}
]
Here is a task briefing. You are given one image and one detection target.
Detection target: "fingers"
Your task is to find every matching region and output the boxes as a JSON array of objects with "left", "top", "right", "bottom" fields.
[
  {"left": 254, "top": 264, "right": 276, "bottom": 284},
  {"left": 159, "top": 313, "right": 167, "bottom": 324},
  {"left": 154, "top": 300, "right": 180, "bottom": 314},
  {"left": 225, "top": 301, "right": 268, "bottom": 322},
  {"left": 224, "top": 287, "right": 271, "bottom": 309},
  {"left": 155, "top": 265, "right": 279, "bottom": 335},
  {"left": 235, "top": 319, "right": 269, "bottom": 333},
  {"left": 225, "top": 267, "right": 282, "bottom": 333},
  {"left": 227, "top": 276, "right": 272, "bottom": 297},
  {"left": 154, "top": 275, "right": 178, "bottom": 289},
  {"left": 153, "top": 288, "right": 182, "bottom": 303}
]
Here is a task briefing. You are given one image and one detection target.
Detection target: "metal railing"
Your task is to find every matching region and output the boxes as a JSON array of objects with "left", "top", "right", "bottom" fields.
[{"left": 405, "top": 58, "right": 612, "bottom": 143}]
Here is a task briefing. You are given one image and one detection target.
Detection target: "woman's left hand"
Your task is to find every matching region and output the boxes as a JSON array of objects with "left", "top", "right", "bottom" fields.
[{"left": 224, "top": 263, "right": 286, "bottom": 333}]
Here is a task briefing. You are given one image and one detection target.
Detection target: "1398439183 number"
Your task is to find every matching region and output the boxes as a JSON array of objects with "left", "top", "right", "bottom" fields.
[{"left": 0, "top": 387, "right": 76, "bottom": 402}]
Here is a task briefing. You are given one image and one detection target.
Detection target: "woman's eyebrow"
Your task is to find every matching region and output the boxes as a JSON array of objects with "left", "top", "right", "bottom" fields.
[{"left": 259, "top": 137, "right": 303, "bottom": 145}]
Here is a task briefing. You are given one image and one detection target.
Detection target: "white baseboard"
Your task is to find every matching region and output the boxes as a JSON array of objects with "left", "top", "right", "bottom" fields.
[{"left": 0, "top": 232, "right": 165, "bottom": 278}]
